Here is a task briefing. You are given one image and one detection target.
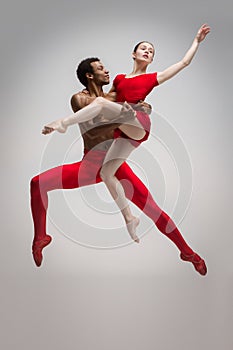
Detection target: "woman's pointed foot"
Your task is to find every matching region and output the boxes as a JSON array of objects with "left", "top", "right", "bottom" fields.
[
  {"left": 42, "top": 119, "right": 67, "bottom": 134},
  {"left": 32, "top": 235, "right": 52, "bottom": 267},
  {"left": 180, "top": 252, "right": 207, "bottom": 276},
  {"left": 42, "top": 126, "right": 55, "bottom": 134},
  {"left": 126, "top": 217, "right": 140, "bottom": 243}
]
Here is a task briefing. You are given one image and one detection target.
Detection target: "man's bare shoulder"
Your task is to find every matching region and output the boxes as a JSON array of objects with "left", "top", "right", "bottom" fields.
[
  {"left": 70, "top": 89, "right": 91, "bottom": 112},
  {"left": 105, "top": 91, "right": 117, "bottom": 102},
  {"left": 73, "top": 89, "right": 90, "bottom": 97}
]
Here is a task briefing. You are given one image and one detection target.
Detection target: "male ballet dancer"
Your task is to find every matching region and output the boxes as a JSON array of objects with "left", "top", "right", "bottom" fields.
[{"left": 30, "top": 57, "right": 207, "bottom": 275}]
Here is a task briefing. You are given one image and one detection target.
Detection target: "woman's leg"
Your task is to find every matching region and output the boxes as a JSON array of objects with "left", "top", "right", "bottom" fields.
[
  {"left": 100, "top": 138, "right": 140, "bottom": 243},
  {"left": 42, "top": 98, "right": 143, "bottom": 135}
]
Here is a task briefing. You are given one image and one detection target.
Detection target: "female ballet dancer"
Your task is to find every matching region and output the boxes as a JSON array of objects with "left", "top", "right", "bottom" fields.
[{"left": 43, "top": 24, "right": 210, "bottom": 244}]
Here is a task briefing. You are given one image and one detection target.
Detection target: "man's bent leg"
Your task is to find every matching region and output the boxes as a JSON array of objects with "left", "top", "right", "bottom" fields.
[{"left": 30, "top": 152, "right": 104, "bottom": 266}]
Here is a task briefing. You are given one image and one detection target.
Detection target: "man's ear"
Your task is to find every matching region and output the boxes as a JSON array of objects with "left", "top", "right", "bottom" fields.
[{"left": 86, "top": 72, "right": 93, "bottom": 81}]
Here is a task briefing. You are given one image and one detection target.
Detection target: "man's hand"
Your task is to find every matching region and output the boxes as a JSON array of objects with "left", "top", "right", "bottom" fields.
[{"left": 135, "top": 100, "right": 152, "bottom": 115}]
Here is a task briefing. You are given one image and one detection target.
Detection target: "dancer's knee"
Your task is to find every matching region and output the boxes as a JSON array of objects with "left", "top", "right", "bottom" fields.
[
  {"left": 119, "top": 125, "right": 146, "bottom": 140},
  {"left": 133, "top": 129, "right": 146, "bottom": 140},
  {"left": 156, "top": 212, "right": 176, "bottom": 234},
  {"left": 30, "top": 175, "right": 39, "bottom": 191},
  {"left": 30, "top": 176, "right": 41, "bottom": 198},
  {"left": 100, "top": 164, "right": 114, "bottom": 183}
]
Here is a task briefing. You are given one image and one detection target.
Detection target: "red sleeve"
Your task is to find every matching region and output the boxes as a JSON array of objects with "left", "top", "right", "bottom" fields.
[
  {"left": 113, "top": 74, "right": 124, "bottom": 88},
  {"left": 153, "top": 72, "right": 159, "bottom": 87}
]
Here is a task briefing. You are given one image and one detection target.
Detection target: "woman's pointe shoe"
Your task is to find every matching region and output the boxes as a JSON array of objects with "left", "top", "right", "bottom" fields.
[
  {"left": 180, "top": 252, "right": 207, "bottom": 276},
  {"left": 42, "top": 119, "right": 67, "bottom": 134},
  {"left": 32, "top": 235, "right": 52, "bottom": 267},
  {"left": 126, "top": 217, "right": 140, "bottom": 243}
]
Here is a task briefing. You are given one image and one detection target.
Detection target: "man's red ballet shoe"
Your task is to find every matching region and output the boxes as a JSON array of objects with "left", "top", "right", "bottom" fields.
[
  {"left": 32, "top": 235, "right": 52, "bottom": 267},
  {"left": 180, "top": 252, "right": 207, "bottom": 276}
]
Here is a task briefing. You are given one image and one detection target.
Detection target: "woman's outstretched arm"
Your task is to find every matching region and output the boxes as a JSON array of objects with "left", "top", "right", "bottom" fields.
[{"left": 157, "top": 24, "right": 210, "bottom": 85}]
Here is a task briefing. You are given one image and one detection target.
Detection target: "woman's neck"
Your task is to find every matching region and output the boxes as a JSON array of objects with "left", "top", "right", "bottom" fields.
[{"left": 128, "top": 61, "right": 148, "bottom": 77}]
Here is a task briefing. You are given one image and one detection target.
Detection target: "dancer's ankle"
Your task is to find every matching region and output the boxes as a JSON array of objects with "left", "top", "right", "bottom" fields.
[
  {"left": 124, "top": 214, "right": 136, "bottom": 224},
  {"left": 126, "top": 217, "right": 140, "bottom": 243}
]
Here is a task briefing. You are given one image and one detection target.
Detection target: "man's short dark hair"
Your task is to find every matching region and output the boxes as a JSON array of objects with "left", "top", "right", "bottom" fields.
[{"left": 76, "top": 57, "right": 100, "bottom": 88}]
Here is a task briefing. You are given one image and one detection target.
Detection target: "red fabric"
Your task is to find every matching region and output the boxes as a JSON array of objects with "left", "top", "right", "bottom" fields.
[
  {"left": 114, "top": 110, "right": 150, "bottom": 147},
  {"left": 30, "top": 149, "right": 194, "bottom": 255},
  {"left": 113, "top": 73, "right": 159, "bottom": 103},
  {"left": 113, "top": 73, "right": 159, "bottom": 146}
]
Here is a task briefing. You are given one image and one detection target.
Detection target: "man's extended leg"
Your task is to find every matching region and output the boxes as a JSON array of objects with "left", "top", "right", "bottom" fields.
[{"left": 115, "top": 162, "right": 207, "bottom": 275}]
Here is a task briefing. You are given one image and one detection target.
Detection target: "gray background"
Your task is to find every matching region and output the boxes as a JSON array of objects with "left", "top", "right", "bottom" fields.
[{"left": 1, "top": 0, "right": 232, "bottom": 349}]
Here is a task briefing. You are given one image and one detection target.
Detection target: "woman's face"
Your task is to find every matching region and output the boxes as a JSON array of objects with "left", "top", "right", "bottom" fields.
[{"left": 133, "top": 42, "right": 154, "bottom": 64}]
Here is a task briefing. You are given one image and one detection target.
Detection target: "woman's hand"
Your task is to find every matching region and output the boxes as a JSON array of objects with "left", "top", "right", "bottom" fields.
[{"left": 195, "top": 24, "right": 211, "bottom": 43}]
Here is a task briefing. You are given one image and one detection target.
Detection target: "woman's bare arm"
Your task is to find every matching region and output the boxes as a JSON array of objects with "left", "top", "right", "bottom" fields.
[{"left": 157, "top": 24, "right": 210, "bottom": 85}]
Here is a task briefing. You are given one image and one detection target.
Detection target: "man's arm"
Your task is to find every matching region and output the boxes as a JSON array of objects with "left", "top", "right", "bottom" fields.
[{"left": 134, "top": 101, "right": 152, "bottom": 115}]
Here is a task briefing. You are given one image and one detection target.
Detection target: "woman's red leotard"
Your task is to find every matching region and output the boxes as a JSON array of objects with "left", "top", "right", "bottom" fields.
[{"left": 113, "top": 73, "right": 159, "bottom": 146}]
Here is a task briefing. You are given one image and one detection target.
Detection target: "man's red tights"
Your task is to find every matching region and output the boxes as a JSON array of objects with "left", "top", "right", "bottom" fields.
[{"left": 30, "top": 150, "right": 194, "bottom": 255}]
